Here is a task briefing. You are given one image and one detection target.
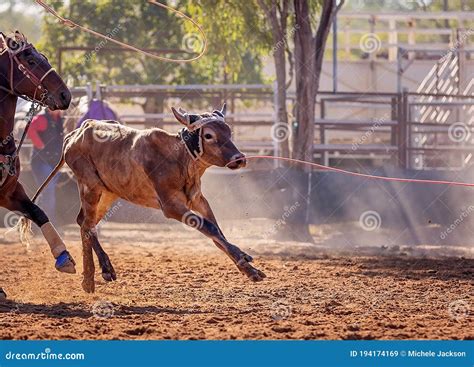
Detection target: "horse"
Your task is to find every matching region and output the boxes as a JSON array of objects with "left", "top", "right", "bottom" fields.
[{"left": 0, "top": 31, "right": 76, "bottom": 299}]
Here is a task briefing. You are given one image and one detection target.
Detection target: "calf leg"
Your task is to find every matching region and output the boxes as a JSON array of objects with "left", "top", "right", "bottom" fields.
[
  {"left": 2, "top": 182, "right": 75, "bottom": 273},
  {"left": 77, "top": 184, "right": 103, "bottom": 293},
  {"left": 77, "top": 206, "right": 116, "bottom": 285},
  {"left": 163, "top": 193, "right": 265, "bottom": 282},
  {"left": 77, "top": 192, "right": 118, "bottom": 282}
]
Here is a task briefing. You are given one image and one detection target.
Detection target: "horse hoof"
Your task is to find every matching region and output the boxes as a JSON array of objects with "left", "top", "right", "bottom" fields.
[
  {"left": 0, "top": 288, "right": 7, "bottom": 300},
  {"left": 55, "top": 250, "right": 77, "bottom": 274}
]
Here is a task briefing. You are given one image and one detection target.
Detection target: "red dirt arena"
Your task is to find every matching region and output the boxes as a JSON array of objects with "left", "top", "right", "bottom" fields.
[{"left": 1, "top": 220, "right": 472, "bottom": 340}]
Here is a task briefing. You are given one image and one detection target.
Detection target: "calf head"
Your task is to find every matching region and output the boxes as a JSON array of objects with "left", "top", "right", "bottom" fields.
[{"left": 172, "top": 104, "right": 246, "bottom": 169}]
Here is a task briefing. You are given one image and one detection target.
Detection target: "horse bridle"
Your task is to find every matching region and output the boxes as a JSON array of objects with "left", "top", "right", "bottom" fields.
[
  {"left": 0, "top": 35, "right": 55, "bottom": 186},
  {"left": 0, "top": 35, "right": 55, "bottom": 106}
]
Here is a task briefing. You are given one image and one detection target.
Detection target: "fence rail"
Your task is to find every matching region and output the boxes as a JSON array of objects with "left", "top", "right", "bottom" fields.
[{"left": 14, "top": 84, "right": 474, "bottom": 172}]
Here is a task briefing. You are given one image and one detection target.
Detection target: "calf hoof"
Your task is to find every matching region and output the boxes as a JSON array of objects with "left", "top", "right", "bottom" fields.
[
  {"left": 101, "top": 259, "right": 117, "bottom": 282},
  {"left": 248, "top": 268, "right": 266, "bottom": 282},
  {"left": 237, "top": 259, "right": 266, "bottom": 282},
  {"left": 0, "top": 288, "right": 7, "bottom": 300},
  {"left": 82, "top": 278, "right": 95, "bottom": 293},
  {"left": 243, "top": 253, "right": 253, "bottom": 263},
  {"left": 55, "top": 251, "right": 77, "bottom": 274},
  {"left": 102, "top": 271, "right": 116, "bottom": 282}
]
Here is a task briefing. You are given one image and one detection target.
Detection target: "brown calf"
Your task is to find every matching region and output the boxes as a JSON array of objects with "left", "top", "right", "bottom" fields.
[{"left": 29, "top": 104, "right": 266, "bottom": 293}]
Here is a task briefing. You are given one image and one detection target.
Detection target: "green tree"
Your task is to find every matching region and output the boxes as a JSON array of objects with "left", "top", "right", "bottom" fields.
[
  {"left": 0, "top": 1, "right": 42, "bottom": 42},
  {"left": 38, "top": 0, "right": 267, "bottom": 85}
]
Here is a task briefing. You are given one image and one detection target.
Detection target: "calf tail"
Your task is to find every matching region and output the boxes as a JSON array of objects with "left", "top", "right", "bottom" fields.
[{"left": 31, "top": 153, "right": 66, "bottom": 204}]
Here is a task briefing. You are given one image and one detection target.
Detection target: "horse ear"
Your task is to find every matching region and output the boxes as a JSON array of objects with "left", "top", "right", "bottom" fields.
[
  {"left": 171, "top": 107, "right": 189, "bottom": 126},
  {"left": 220, "top": 103, "right": 227, "bottom": 117},
  {"left": 14, "top": 31, "right": 25, "bottom": 43}
]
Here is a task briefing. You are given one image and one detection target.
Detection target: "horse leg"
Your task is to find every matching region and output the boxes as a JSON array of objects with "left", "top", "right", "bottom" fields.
[{"left": 3, "top": 182, "right": 76, "bottom": 273}]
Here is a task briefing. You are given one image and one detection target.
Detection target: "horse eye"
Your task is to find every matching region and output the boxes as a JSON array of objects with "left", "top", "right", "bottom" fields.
[{"left": 204, "top": 133, "right": 213, "bottom": 140}]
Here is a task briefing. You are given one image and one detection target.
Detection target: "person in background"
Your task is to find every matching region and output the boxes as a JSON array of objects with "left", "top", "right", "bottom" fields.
[{"left": 28, "top": 108, "right": 64, "bottom": 226}]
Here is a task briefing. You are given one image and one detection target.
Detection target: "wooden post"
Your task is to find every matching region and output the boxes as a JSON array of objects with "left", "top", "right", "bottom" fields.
[
  {"left": 397, "top": 89, "right": 409, "bottom": 169},
  {"left": 320, "top": 99, "right": 328, "bottom": 166}
]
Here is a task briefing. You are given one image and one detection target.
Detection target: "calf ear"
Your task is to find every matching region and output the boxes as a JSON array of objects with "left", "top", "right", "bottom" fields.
[
  {"left": 171, "top": 107, "right": 189, "bottom": 126},
  {"left": 220, "top": 103, "right": 227, "bottom": 116}
]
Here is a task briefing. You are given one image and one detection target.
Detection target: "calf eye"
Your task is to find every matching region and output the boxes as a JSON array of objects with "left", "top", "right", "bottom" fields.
[{"left": 204, "top": 133, "right": 213, "bottom": 140}]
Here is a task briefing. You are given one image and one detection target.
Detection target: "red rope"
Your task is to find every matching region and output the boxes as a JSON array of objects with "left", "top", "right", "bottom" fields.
[{"left": 243, "top": 155, "right": 474, "bottom": 188}]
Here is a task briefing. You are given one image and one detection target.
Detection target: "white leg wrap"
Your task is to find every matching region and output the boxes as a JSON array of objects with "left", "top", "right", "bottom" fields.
[{"left": 41, "top": 222, "right": 67, "bottom": 258}]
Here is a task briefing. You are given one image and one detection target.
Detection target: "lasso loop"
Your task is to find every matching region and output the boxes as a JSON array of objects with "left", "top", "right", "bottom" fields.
[
  {"left": 35, "top": 0, "right": 207, "bottom": 63},
  {"left": 232, "top": 155, "right": 474, "bottom": 188}
]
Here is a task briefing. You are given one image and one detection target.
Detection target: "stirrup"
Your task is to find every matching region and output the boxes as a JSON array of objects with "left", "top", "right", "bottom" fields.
[{"left": 55, "top": 250, "right": 76, "bottom": 274}]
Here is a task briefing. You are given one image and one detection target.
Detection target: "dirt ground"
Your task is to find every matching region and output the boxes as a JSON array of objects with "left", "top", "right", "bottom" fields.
[{"left": 0, "top": 221, "right": 472, "bottom": 340}]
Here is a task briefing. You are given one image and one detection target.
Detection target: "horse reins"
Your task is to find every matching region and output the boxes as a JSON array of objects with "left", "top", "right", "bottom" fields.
[
  {"left": 0, "top": 34, "right": 55, "bottom": 105},
  {"left": 0, "top": 35, "right": 54, "bottom": 185}
]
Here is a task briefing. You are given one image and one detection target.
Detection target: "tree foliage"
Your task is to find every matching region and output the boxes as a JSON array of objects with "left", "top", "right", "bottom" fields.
[{"left": 38, "top": 0, "right": 268, "bottom": 85}]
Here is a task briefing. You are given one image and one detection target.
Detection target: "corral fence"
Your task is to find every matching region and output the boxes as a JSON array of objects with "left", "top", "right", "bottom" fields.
[
  {"left": 7, "top": 84, "right": 474, "bottom": 238},
  {"left": 52, "top": 84, "right": 474, "bottom": 171}
]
